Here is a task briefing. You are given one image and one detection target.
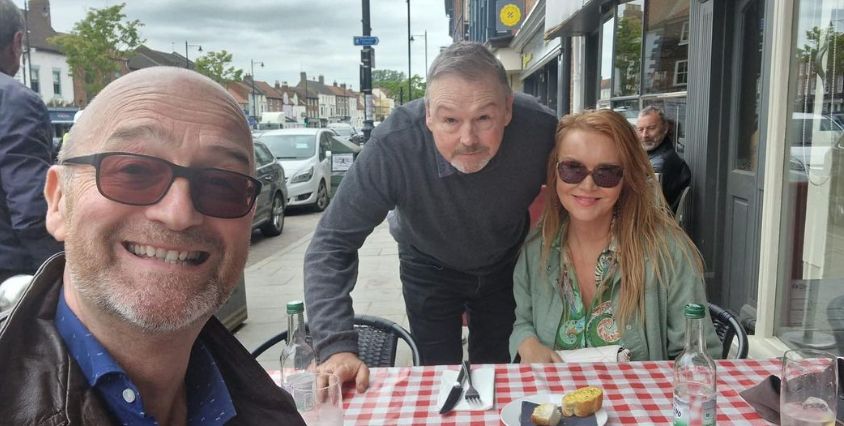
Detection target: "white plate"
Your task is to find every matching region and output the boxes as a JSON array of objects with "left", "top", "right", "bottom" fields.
[{"left": 499, "top": 394, "right": 607, "bottom": 426}]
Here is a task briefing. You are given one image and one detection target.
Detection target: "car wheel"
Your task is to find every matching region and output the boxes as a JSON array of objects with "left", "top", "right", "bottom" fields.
[
  {"left": 314, "top": 181, "right": 329, "bottom": 212},
  {"left": 260, "top": 193, "right": 285, "bottom": 237}
]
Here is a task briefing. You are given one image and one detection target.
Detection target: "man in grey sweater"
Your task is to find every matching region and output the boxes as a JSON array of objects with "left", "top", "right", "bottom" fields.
[{"left": 304, "top": 42, "right": 557, "bottom": 390}]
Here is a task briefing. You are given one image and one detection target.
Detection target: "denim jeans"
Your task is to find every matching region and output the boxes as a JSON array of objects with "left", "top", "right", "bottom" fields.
[{"left": 399, "top": 247, "right": 517, "bottom": 366}]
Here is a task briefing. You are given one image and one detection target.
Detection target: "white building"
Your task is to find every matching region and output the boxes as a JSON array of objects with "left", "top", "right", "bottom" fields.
[{"left": 15, "top": 0, "right": 74, "bottom": 106}]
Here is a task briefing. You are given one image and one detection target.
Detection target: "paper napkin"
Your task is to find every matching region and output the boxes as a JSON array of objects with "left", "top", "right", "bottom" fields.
[{"left": 435, "top": 366, "right": 495, "bottom": 412}]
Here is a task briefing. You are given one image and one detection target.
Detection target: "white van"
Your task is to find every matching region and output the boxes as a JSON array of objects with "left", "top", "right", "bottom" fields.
[{"left": 256, "top": 128, "right": 333, "bottom": 211}]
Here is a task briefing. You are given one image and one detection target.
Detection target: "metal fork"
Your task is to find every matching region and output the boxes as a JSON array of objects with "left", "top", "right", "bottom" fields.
[{"left": 462, "top": 360, "right": 482, "bottom": 406}]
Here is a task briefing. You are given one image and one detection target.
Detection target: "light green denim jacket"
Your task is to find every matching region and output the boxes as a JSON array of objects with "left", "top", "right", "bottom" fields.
[{"left": 509, "top": 228, "right": 722, "bottom": 362}]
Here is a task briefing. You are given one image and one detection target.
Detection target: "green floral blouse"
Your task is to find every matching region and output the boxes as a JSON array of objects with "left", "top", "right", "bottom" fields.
[{"left": 554, "top": 225, "right": 622, "bottom": 350}]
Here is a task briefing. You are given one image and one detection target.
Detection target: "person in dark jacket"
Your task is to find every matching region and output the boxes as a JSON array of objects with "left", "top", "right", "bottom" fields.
[
  {"left": 0, "top": 67, "right": 304, "bottom": 425},
  {"left": 636, "top": 106, "right": 691, "bottom": 211},
  {"left": 0, "top": 0, "right": 62, "bottom": 283}
]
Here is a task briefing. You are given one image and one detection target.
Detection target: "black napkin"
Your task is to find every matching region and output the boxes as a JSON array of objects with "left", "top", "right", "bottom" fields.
[
  {"left": 519, "top": 401, "right": 598, "bottom": 426},
  {"left": 739, "top": 375, "right": 781, "bottom": 424},
  {"left": 739, "top": 357, "right": 844, "bottom": 425}
]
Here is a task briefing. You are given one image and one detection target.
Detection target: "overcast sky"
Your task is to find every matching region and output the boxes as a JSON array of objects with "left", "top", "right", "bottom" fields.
[{"left": 35, "top": 0, "right": 453, "bottom": 91}]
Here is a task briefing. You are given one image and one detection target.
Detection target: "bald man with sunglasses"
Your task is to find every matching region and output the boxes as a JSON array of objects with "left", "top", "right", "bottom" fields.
[{"left": 0, "top": 67, "right": 305, "bottom": 425}]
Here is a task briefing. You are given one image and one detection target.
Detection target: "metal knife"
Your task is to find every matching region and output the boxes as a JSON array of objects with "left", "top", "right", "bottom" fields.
[{"left": 438, "top": 363, "right": 468, "bottom": 414}]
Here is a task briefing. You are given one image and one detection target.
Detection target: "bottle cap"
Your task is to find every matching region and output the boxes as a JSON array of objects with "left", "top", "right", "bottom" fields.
[
  {"left": 286, "top": 300, "right": 304, "bottom": 314},
  {"left": 684, "top": 303, "right": 705, "bottom": 319}
]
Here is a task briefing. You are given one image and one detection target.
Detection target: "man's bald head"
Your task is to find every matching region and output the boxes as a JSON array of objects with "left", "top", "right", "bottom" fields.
[{"left": 62, "top": 67, "right": 250, "bottom": 161}]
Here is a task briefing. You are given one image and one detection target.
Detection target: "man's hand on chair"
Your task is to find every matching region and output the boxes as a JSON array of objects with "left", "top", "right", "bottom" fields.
[{"left": 319, "top": 352, "right": 369, "bottom": 392}]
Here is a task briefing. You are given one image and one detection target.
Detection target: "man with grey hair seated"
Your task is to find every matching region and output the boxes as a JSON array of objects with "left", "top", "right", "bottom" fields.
[
  {"left": 304, "top": 41, "right": 557, "bottom": 390},
  {"left": 0, "top": 67, "right": 304, "bottom": 425},
  {"left": 636, "top": 105, "right": 691, "bottom": 211},
  {"left": 0, "top": 0, "right": 62, "bottom": 283}
]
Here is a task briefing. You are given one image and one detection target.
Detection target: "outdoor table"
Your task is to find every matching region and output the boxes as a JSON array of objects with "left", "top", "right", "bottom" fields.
[{"left": 269, "top": 358, "right": 779, "bottom": 425}]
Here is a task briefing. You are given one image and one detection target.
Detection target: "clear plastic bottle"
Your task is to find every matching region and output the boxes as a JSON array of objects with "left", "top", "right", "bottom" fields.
[
  {"left": 280, "top": 300, "right": 317, "bottom": 412},
  {"left": 673, "top": 303, "right": 717, "bottom": 426}
]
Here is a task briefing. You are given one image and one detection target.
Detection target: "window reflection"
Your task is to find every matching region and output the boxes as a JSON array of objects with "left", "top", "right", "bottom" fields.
[
  {"left": 599, "top": 16, "right": 615, "bottom": 105},
  {"left": 777, "top": 0, "right": 844, "bottom": 355},
  {"left": 735, "top": 0, "right": 764, "bottom": 172},
  {"left": 643, "top": 0, "right": 691, "bottom": 94},
  {"left": 643, "top": 97, "right": 687, "bottom": 147},
  {"left": 613, "top": 1, "right": 643, "bottom": 97}
]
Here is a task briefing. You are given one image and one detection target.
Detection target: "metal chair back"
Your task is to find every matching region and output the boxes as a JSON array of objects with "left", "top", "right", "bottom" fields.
[
  {"left": 674, "top": 185, "right": 691, "bottom": 228},
  {"left": 709, "top": 303, "right": 749, "bottom": 359},
  {"left": 251, "top": 314, "right": 421, "bottom": 367}
]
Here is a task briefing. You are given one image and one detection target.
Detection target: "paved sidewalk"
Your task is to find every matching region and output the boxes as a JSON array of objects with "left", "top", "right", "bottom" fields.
[{"left": 235, "top": 220, "right": 412, "bottom": 371}]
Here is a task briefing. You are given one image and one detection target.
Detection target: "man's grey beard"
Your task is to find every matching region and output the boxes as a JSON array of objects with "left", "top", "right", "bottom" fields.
[
  {"left": 72, "top": 268, "right": 228, "bottom": 333},
  {"left": 642, "top": 139, "right": 662, "bottom": 152},
  {"left": 451, "top": 157, "right": 491, "bottom": 174},
  {"left": 65, "top": 221, "right": 236, "bottom": 334}
]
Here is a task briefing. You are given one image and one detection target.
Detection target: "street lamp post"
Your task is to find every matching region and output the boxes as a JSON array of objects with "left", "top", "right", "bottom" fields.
[
  {"left": 184, "top": 41, "right": 202, "bottom": 69},
  {"left": 250, "top": 59, "right": 264, "bottom": 120},
  {"left": 406, "top": 0, "right": 412, "bottom": 103},
  {"left": 411, "top": 30, "right": 428, "bottom": 80}
]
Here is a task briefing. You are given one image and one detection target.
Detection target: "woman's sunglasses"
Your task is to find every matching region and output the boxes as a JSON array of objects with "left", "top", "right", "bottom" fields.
[
  {"left": 61, "top": 152, "right": 262, "bottom": 219},
  {"left": 556, "top": 160, "right": 624, "bottom": 188}
]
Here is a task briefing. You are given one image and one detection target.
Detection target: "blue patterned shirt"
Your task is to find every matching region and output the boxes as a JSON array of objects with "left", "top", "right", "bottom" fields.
[{"left": 54, "top": 289, "right": 236, "bottom": 425}]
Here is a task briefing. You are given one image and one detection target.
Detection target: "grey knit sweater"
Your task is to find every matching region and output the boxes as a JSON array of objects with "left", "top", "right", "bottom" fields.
[{"left": 303, "top": 93, "right": 558, "bottom": 361}]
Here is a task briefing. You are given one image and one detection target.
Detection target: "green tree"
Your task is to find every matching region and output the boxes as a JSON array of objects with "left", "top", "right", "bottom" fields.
[
  {"left": 49, "top": 3, "right": 143, "bottom": 99},
  {"left": 613, "top": 12, "right": 642, "bottom": 96},
  {"left": 195, "top": 50, "right": 243, "bottom": 86},
  {"left": 372, "top": 69, "right": 426, "bottom": 103}
]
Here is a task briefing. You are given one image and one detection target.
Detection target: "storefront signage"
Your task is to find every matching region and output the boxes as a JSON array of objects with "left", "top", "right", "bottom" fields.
[
  {"left": 522, "top": 52, "right": 533, "bottom": 68},
  {"left": 496, "top": 0, "right": 524, "bottom": 32}
]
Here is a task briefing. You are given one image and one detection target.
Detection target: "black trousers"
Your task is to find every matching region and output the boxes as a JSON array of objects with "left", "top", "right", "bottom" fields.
[{"left": 399, "top": 248, "right": 517, "bottom": 366}]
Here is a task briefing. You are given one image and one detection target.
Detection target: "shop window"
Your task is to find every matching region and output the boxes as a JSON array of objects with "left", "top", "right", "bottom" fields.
[
  {"left": 613, "top": 1, "right": 643, "bottom": 97},
  {"left": 598, "top": 15, "right": 615, "bottom": 104},
  {"left": 643, "top": 0, "right": 691, "bottom": 94},
  {"left": 611, "top": 99, "right": 640, "bottom": 126},
  {"left": 776, "top": 0, "right": 844, "bottom": 355},
  {"left": 642, "top": 96, "right": 686, "bottom": 147}
]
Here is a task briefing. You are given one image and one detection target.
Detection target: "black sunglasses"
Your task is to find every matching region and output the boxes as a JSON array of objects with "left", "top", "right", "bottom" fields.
[
  {"left": 556, "top": 160, "right": 624, "bottom": 188},
  {"left": 61, "top": 152, "right": 262, "bottom": 219}
]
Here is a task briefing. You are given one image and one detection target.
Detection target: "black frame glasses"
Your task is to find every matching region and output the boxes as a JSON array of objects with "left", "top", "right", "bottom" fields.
[
  {"left": 61, "top": 152, "right": 262, "bottom": 219},
  {"left": 556, "top": 160, "right": 624, "bottom": 188}
]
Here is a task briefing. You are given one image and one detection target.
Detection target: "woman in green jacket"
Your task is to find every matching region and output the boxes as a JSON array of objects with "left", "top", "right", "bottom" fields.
[{"left": 510, "top": 109, "right": 721, "bottom": 363}]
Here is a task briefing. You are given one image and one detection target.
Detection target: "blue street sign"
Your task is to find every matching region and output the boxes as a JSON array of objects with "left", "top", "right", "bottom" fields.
[{"left": 353, "top": 36, "right": 379, "bottom": 46}]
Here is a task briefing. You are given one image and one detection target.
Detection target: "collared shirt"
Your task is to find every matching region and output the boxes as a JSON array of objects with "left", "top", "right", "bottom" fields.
[
  {"left": 54, "top": 289, "right": 236, "bottom": 426},
  {"left": 554, "top": 222, "right": 623, "bottom": 350}
]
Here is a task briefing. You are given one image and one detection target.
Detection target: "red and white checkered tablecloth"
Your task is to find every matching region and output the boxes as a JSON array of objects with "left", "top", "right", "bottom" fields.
[{"left": 270, "top": 358, "right": 780, "bottom": 425}]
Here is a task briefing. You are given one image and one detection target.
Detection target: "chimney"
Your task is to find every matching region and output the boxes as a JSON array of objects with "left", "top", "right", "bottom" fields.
[
  {"left": 274, "top": 80, "right": 280, "bottom": 89},
  {"left": 333, "top": 81, "right": 337, "bottom": 87},
  {"left": 300, "top": 72, "right": 307, "bottom": 83},
  {"left": 341, "top": 84, "right": 346, "bottom": 90},
  {"left": 318, "top": 75, "right": 324, "bottom": 85}
]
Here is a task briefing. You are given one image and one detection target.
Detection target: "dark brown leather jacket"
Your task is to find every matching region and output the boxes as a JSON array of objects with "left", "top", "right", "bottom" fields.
[{"left": 0, "top": 254, "right": 305, "bottom": 425}]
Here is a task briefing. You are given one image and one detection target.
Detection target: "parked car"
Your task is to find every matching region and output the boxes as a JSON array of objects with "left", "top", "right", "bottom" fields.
[
  {"left": 327, "top": 135, "right": 362, "bottom": 196},
  {"left": 251, "top": 141, "right": 288, "bottom": 236},
  {"left": 789, "top": 112, "right": 844, "bottom": 180},
  {"left": 328, "top": 122, "right": 365, "bottom": 145},
  {"left": 257, "top": 128, "right": 333, "bottom": 211}
]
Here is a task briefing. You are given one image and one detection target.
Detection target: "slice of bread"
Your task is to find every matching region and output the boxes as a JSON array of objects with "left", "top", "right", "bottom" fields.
[
  {"left": 561, "top": 386, "right": 603, "bottom": 417},
  {"left": 531, "top": 403, "right": 561, "bottom": 426}
]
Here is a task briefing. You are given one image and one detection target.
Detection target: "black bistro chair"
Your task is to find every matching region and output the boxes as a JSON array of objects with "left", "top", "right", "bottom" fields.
[
  {"left": 709, "top": 303, "right": 749, "bottom": 359},
  {"left": 251, "top": 314, "right": 421, "bottom": 367}
]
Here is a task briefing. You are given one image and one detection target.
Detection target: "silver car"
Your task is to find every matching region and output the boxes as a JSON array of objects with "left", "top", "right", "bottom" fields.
[{"left": 251, "top": 141, "right": 288, "bottom": 236}]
